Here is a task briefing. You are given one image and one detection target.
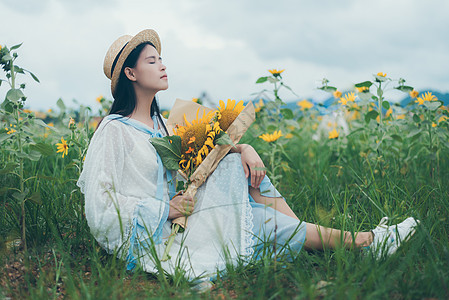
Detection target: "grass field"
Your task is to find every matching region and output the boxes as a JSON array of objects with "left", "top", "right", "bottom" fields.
[{"left": 1, "top": 46, "right": 449, "bottom": 299}]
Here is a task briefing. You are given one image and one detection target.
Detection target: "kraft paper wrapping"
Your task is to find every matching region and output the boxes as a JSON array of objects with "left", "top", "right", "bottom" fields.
[{"left": 166, "top": 99, "right": 255, "bottom": 229}]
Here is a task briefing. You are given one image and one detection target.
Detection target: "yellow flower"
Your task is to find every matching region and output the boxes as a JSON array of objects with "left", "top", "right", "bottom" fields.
[
  {"left": 47, "top": 109, "right": 53, "bottom": 113},
  {"left": 255, "top": 98, "right": 264, "bottom": 112},
  {"left": 68, "top": 117, "right": 76, "bottom": 130},
  {"left": 174, "top": 109, "right": 217, "bottom": 174},
  {"left": 333, "top": 90, "right": 342, "bottom": 98},
  {"left": 48, "top": 122, "right": 54, "bottom": 127},
  {"left": 396, "top": 114, "right": 405, "bottom": 120},
  {"left": 438, "top": 115, "right": 448, "bottom": 123},
  {"left": 268, "top": 69, "right": 285, "bottom": 77},
  {"left": 192, "top": 98, "right": 199, "bottom": 103},
  {"left": 259, "top": 130, "right": 282, "bottom": 142},
  {"left": 0, "top": 45, "right": 2, "bottom": 51},
  {"left": 5, "top": 127, "right": 16, "bottom": 134},
  {"left": 285, "top": 133, "right": 293, "bottom": 139},
  {"left": 56, "top": 137, "right": 69, "bottom": 158},
  {"left": 356, "top": 86, "right": 369, "bottom": 93},
  {"left": 217, "top": 99, "right": 245, "bottom": 131},
  {"left": 432, "top": 122, "right": 437, "bottom": 127},
  {"left": 377, "top": 72, "right": 387, "bottom": 77},
  {"left": 96, "top": 95, "right": 104, "bottom": 103},
  {"left": 338, "top": 92, "right": 356, "bottom": 106},
  {"left": 328, "top": 128, "right": 339, "bottom": 139},
  {"left": 420, "top": 91, "right": 437, "bottom": 102},
  {"left": 89, "top": 120, "right": 99, "bottom": 129},
  {"left": 409, "top": 90, "right": 419, "bottom": 98},
  {"left": 297, "top": 99, "right": 314, "bottom": 110},
  {"left": 385, "top": 108, "right": 393, "bottom": 118},
  {"left": 415, "top": 97, "right": 424, "bottom": 105}
]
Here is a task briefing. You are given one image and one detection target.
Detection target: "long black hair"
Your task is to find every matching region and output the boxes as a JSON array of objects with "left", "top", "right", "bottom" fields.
[{"left": 108, "top": 42, "right": 169, "bottom": 135}]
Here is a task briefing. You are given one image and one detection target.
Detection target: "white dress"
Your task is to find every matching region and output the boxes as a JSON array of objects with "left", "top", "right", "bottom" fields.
[{"left": 77, "top": 114, "right": 255, "bottom": 280}]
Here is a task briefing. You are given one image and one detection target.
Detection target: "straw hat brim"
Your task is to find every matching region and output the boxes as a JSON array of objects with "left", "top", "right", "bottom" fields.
[{"left": 105, "top": 29, "right": 161, "bottom": 97}]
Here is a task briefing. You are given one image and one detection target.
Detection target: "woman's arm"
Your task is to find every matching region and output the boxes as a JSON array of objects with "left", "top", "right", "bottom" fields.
[{"left": 230, "top": 144, "right": 266, "bottom": 189}]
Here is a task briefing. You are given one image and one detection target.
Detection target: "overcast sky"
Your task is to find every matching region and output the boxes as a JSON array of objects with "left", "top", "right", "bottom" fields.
[{"left": 1, "top": 0, "right": 448, "bottom": 111}]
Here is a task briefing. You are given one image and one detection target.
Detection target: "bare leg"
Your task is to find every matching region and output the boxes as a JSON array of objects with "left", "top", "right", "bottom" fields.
[
  {"left": 249, "top": 186, "right": 299, "bottom": 220},
  {"left": 304, "top": 223, "right": 373, "bottom": 250},
  {"left": 249, "top": 186, "right": 373, "bottom": 250}
]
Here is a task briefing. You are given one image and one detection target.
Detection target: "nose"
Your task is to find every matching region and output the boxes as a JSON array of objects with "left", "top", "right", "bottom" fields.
[{"left": 161, "top": 63, "right": 166, "bottom": 71}]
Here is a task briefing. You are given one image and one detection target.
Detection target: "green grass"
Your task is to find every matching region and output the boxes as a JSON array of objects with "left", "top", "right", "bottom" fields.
[
  {"left": 2, "top": 87, "right": 449, "bottom": 298},
  {"left": 2, "top": 114, "right": 449, "bottom": 299}
]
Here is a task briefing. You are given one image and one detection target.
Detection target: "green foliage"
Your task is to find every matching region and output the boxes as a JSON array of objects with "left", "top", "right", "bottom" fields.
[
  {"left": 150, "top": 135, "right": 182, "bottom": 171},
  {"left": 0, "top": 56, "right": 448, "bottom": 298}
]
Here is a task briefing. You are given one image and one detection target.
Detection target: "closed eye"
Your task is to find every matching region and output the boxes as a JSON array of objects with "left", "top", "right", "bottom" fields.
[{"left": 146, "top": 56, "right": 163, "bottom": 64}]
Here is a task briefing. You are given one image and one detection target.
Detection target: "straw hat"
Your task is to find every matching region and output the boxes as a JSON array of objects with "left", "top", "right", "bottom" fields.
[{"left": 103, "top": 29, "right": 162, "bottom": 97}]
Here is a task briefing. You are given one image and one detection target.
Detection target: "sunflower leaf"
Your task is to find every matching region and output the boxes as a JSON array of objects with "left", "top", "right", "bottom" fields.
[
  {"left": 150, "top": 136, "right": 182, "bottom": 171},
  {"left": 256, "top": 77, "right": 268, "bottom": 84},
  {"left": 355, "top": 81, "right": 373, "bottom": 88},
  {"left": 215, "top": 131, "right": 235, "bottom": 147}
]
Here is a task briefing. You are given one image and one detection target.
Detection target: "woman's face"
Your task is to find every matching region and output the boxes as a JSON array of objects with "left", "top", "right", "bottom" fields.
[{"left": 127, "top": 44, "right": 168, "bottom": 93}]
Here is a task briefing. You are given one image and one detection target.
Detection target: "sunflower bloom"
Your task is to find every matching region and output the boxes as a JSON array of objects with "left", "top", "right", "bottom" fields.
[
  {"left": 328, "top": 128, "right": 339, "bottom": 139},
  {"left": 174, "top": 108, "right": 217, "bottom": 174},
  {"left": 297, "top": 99, "right": 314, "bottom": 110},
  {"left": 415, "top": 97, "right": 424, "bottom": 105},
  {"left": 333, "top": 90, "right": 342, "bottom": 98},
  {"left": 409, "top": 90, "right": 419, "bottom": 98},
  {"left": 268, "top": 69, "right": 285, "bottom": 77},
  {"left": 259, "top": 130, "right": 283, "bottom": 143},
  {"left": 339, "top": 92, "right": 356, "bottom": 106},
  {"left": 420, "top": 91, "right": 437, "bottom": 102},
  {"left": 217, "top": 99, "right": 245, "bottom": 131},
  {"left": 432, "top": 122, "right": 437, "bottom": 128},
  {"left": 255, "top": 98, "right": 264, "bottom": 112},
  {"left": 377, "top": 72, "right": 387, "bottom": 77},
  {"left": 56, "top": 137, "right": 69, "bottom": 158},
  {"left": 96, "top": 95, "right": 104, "bottom": 103},
  {"left": 438, "top": 115, "right": 448, "bottom": 123}
]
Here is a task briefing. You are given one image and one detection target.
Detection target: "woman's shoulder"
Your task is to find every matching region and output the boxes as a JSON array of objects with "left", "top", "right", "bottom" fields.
[{"left": 92, "top": 116, "right": 130, "bottom": 141}]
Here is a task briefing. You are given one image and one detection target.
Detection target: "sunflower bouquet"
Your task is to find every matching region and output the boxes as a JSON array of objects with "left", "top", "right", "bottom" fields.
[{"left": 150, "top": 98, "right": 255, "bottom": 261}]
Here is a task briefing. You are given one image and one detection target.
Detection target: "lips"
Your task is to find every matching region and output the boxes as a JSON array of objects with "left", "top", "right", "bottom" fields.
[{"left": 161, "top": 74, "right": 168, "bottom": 79}]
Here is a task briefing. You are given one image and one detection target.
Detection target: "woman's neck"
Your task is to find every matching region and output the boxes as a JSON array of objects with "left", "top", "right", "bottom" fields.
[{"left": 129, "top": 88, "right": 157, "bottom": 128}]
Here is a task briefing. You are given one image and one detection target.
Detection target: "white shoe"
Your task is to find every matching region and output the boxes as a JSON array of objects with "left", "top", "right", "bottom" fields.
[
  {"left": 191, "top": 280, "right": 214, "bottom": 293},
  {"left": 368, "top": 217, "right": 419, "bottom": 258}
]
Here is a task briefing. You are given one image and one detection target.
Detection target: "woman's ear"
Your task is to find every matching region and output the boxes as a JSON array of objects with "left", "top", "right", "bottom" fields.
[{"left": 124, "top": 67, "right": 136, "bottom": 82}]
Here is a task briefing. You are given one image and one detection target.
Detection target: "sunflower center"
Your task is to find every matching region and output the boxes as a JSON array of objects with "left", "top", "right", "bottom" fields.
[
  {"left": 181, "top": 123, "right": 208, "bottom": 151},
  {"left": 219, "top": 110, "right": 239, "bottom": 131}
]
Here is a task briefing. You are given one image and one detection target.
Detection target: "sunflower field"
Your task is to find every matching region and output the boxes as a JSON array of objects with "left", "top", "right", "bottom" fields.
[{"left": 1, "top": 44, "right": 449, "bottom": 299}]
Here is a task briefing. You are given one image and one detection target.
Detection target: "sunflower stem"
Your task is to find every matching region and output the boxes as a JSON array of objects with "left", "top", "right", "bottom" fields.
[{"left": 161, "top": 224, "right": 180, "bottom": 261}]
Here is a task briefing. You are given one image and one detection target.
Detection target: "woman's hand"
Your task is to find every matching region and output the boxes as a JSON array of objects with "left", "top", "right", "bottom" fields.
[
  {"left": 233, "top": 144, "right": 266, "bottom": 189},
  {"left": 168, "top": 192, "right": 195, "bottom": 220}
]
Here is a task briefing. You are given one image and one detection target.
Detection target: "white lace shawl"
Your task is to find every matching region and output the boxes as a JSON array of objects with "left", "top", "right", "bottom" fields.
[{"left": 77, "top": 117, "right": 254, "bottom": 279}]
